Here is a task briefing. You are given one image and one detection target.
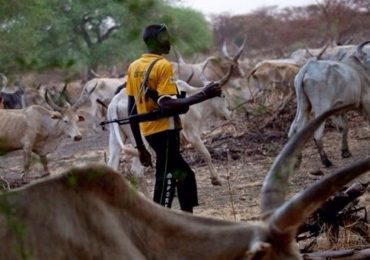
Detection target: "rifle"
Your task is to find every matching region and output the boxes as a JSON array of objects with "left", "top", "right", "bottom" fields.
[{"left": 99, "top": 109, "right": 182, "bottom": 127}]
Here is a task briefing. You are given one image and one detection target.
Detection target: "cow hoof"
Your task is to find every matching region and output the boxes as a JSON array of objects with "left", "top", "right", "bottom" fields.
[
  {"left": 341, "top": 150, "right": 352, "bottom": 158},
  {"left": 211, "top": 177, "right": 222, "bottom": 186}
]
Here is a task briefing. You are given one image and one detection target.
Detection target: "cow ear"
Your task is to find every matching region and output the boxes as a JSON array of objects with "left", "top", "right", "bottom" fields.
[
  {"left": 78, "top": 115, "right": 85, "bottom": 122},
  {"left": 50, "top": 111, "right": 62, "bottom": 119}
]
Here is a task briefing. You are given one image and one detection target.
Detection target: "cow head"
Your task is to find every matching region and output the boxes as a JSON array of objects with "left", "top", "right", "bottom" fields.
[
  {"left": 45, "top": 90, "right": 84, "bottom": 141},
  {"left": 355, "top": 40, "right": 370, "bottom": 71}
]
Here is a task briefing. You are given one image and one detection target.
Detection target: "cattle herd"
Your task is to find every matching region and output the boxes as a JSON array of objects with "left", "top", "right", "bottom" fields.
[{"left": 1, "top": 40, "right": 370, "bottom": 259}]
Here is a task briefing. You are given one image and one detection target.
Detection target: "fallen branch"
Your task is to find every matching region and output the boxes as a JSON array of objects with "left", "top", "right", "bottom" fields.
[
  {"left": 303, "top": 248, "right": 370, "bottom": 259},
  {"left": 298, "top": 182, "right": 369, "bottom": 245}
]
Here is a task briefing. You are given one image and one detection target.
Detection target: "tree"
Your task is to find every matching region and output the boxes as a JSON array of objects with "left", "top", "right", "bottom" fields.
[{"left": 0, "top": 0, "right": 212, "bottom": 79}]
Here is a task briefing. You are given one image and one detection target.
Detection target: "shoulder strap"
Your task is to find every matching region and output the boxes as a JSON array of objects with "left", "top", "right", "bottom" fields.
[
  {"left": 141, "top": 58, "right": 162, "bottom": 87},
  {"left": 138, "top": 58, "right": 162, "bottom": 103}
]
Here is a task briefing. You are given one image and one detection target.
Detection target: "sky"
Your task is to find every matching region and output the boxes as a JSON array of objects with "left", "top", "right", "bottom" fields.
[{"left": 180, "top": 0, "right": 318, "bottom": 16}]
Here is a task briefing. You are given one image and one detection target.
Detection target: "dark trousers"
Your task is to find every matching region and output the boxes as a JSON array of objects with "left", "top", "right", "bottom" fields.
[{"left": 145, "top": 130, "right": 199, "bottom": 212}]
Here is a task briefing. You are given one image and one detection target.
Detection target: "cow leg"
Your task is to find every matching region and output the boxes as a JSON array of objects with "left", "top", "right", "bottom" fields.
[
  {"left": 335, "top": 115, "right": 352, "bottom": 158},
  {"left": 90, "top": 105, "right": 101, "bottom": 132},
  {"left": 22, "top": 145, "right": 33, "bottom": 178},
  {"left": 130, "top": 157, "right": 149, "bottom": 197},
  {"left": 39, "top": 155, "right": 50, "bottom": 177},
  {"left": 185, "top": 134, "right": 222, "bottom": 186},
  {"left": 107, "top": 131, "right": 122, "bottom": 171},
  {"left": 314, "top": 123, "right": 332, "bottom": 167}
]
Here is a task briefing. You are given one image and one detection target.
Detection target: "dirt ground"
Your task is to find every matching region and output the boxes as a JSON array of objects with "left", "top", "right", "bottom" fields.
[{"left": 1, "top": 100, "right": 370, "bottom": 252}]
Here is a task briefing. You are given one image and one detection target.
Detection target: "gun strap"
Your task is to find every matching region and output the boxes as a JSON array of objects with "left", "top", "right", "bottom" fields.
[{"left": 138, "top": 58, "right": 162, "bottom": 102}]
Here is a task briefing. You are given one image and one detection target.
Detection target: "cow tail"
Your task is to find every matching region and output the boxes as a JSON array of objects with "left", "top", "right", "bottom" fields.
[
  {"left": 288, "top": 62, "right": 310, "bottom": 137},
  {"left": 107, "top": 98, "right": 126, "bottom": 149}
]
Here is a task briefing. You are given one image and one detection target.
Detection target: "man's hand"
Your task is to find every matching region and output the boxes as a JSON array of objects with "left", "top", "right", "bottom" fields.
[
  {"left": 137, "top": 145, "right": 152, "bottom": 167},
  {"left": 202, "top": 81, "right": 222, "bottom": 99}
]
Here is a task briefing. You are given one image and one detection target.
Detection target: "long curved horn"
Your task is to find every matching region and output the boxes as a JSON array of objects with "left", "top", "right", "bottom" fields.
[
  {"left": 261, "top": 104, "right": 356, "bottom": 215},
  {"left": 316, "top": 42, "right": 329, "bottom": 60},
  {"left": 72, "top": 82, "right": 98, "bottom": 110},
  {"left": 304, "top": 47, "right": 314, "bottom": 58},
  {"left": 342, "top": 36, "right": 353, "bottom": 45},
  {"left": 90, "top": 69, "right": 102, "bottom": 78},
  {"left": 356, "top": 40, "right": 370, "bottom": 59},
  {"left": 185, "top": 69, "right": 194, "bottom": 83},
  {"left": 96, "top": 98, "right": 108, "bottom": 109},
  {"left": 233, "top": 37, "right": 247, "bottom": 61},
  {"left": 57, "top": 82, "right": 70, "bottom": 104},
  {"left": 173, "top": 46, "right": 186, "bottom": 65},
  {"left": 222, "top": 37, "right": 247, "bottom": 61},
  {"left": 61, "top": 82, "right": 68, "bottom": 95},
  {"left": 200, "top": 56, "right": 219, "bottom": 83},
  {"left": 222, "top": 40, "right": 232, "bottom": 60},
  {"left": 0, "top": 73, "right": 8, "bottom": 88},
  {"left": 200, "top": 56, "right": 233, "bottom": 86},
  {"left": 215, "top": 65, "right": 233, "bottom": 86},
  {"left": 45, "top": 90, "right": 64, "bottom": 113}
]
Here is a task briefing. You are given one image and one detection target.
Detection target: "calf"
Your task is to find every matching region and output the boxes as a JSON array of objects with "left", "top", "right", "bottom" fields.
[{"left": 0, "top": 105, "right": 366, "bottom": 260}]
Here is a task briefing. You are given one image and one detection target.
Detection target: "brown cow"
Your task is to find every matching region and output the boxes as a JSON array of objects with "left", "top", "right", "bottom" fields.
[
  {"left": 0, "top": 104, "right": 366, "bottom": 259},
  {"left": 247, "top": 60, "right": 300, "bottom": 105}
]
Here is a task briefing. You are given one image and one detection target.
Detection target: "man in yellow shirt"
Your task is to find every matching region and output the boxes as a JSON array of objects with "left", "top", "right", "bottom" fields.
[{"left": 126, "top": 24, "right": 221, "bottom": 213}]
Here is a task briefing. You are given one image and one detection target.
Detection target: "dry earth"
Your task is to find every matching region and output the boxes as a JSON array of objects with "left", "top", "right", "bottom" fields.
[{"left": 1, "top": 101, "right": 370, "bottom": 253}]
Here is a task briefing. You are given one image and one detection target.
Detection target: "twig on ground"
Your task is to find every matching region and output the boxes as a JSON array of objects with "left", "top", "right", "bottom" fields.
[{"left": 226, "top": 150, "right": 237, "bottom": 221}]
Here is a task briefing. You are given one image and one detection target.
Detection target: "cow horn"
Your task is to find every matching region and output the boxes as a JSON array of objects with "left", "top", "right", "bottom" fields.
[
  {"left": 96, "top": 98, "right": 108, "bottom": 109},
  {"left": 234, "top": 37, "right": 247, "bottom": 61},
  {"left": 0, "top": 73, "right": 8, "bottom": 88},
  {"left": 342, "top": 36, "right": 353, "bottom": 45},
  {"left": 304, "top": 47, "right": 314, "bottom": 58},
  {"left": 185, "top": 69, "right": 194, "bottom": 83},
  {"left": 200, "top": 56, "right": 218, "bottom": 83},
  {"left": 45, "top": 90, "right": 64, "bottom": 112},
  {"left": 356, "top": 40, "right": 370, "bottom": 59},
  {"left": 90, "top": 69, "right": 102, "bottom": 78},
  {"left": 222, "top": 37, "right": 247, "bottom": 61},
  {"left": 61, "top": 82, "right": 68, "bottom": 95},
  {"left": 57, "top": 82, "right": 70, "bottom": 105},
  {"left": 261, "top": 104, "right": 356, "bottom": 237},
  {"left": 316, "top": 43, "right": 329, "bottom": 60},
  {"left": 215, "top": 65, "right": 233, "bottom": 86},
  {"left": 222, "top": 40, "right": 232, "bottom": 60},
  {"left": 72, "top": 82, "right": 97, "bottom": 110},
  {"left": 173, "top": 46, "right": 186, "bottom": 65}
]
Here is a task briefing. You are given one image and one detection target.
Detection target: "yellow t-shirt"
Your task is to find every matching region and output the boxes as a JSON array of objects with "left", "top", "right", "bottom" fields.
[{"left": 125, "top": 53, "right": 181, "bottom": 136}]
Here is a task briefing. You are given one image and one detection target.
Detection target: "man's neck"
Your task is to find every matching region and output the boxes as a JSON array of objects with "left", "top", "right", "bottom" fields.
[{"left": 147, "top": 49, "right": 163, "bottom": 55}]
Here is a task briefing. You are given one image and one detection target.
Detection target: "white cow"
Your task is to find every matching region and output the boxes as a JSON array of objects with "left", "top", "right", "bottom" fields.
[
  {"left": 288, "top": 41, "right": 370, "bottom": 167},
  {"left": 0, "top": 92, "right": 85, "bottom": 177},
  {"left": 106, "top": 67, "right": 233, "bottom": 187},
  {"left": 79, "top": 76, "right": 126, "bottom": 130}
]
